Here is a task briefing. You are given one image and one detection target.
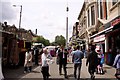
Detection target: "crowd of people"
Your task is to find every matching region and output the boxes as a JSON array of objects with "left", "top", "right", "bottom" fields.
[{"left": 23, "top": 44, "right": 120, "bottom": 80}]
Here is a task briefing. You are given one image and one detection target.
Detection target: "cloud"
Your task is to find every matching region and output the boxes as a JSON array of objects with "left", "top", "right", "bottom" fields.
[
  {"left": 1, "top": 0, "right": 84, "bottom": 42},
  {"left": 0, "top": 1, "right": 16, "bottom": 22}
]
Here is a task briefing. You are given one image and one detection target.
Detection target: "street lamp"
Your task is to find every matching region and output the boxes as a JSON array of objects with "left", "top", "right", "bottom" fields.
[
  {"left": 66, "top": 1, "right": 69, "bottom": 48},
  {"left": 13, "top": 5, "right": 22, "bottom": 39},
  {"left": 13, "top": 5, "right": 22, "bottom": 30}
]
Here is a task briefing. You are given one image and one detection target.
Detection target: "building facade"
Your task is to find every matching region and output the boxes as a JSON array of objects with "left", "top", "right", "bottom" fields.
[
  {"left": 78, "top": 2, "right": 88, "bottom": 50},
  {"left": 1, "top": 22, "right": 35, "bottom": 67},
  {"left": 71, "top": 0, "right": 120, "bottom": 65}
]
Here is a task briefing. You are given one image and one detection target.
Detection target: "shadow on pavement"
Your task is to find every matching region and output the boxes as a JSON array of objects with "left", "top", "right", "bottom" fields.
[
  {"left": 66, "top": 66, "right": 73, "bottom": 69},
  {"left": 3, "top": 65, "right": 40, "bottom": 78},
  {"left": 31, "top": 70, "right": 40, "bottom": 73}
]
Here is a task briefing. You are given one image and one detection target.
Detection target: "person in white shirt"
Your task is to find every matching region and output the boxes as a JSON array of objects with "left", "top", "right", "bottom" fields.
[{"left": 41, "top": 48, "right": 53, "bottom": 80}]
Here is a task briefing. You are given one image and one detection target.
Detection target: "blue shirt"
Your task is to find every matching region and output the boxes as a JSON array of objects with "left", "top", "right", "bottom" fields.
[{"left": 72, "top": 50, "right": 84, "bottom": 64}]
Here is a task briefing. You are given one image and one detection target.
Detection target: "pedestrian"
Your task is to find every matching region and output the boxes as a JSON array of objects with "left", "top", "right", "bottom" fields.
[
  {"left": 113, "top": 49, "right": 120, "bottom": 79},
  {"left": 34, "top": 47, "right": 39, "bottom": 66},
  {"left": 95, "top": 44, "right": 104, "bottom": 74},
  {"left": 57, "top": 45, "right": 68, "bottom": 79},
  {"left": 86, "top": 45, "right": 98, "bottom": 80},
  {"left": 41, "top": 48, "right": 53, "bottom": 80},
  {"left": 24, "top": 48, "right": 33, "bottom": 73},
  {"left": 72, "top": 45, "right": 84, "bottom": 80},
  {"left": 96, "top": 52, "right": 104, "bottom": 74}
]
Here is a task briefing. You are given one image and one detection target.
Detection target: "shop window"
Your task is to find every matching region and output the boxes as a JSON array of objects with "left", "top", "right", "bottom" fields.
[{"left": 116, "top": 35, "right": 120, "bottom": 48}]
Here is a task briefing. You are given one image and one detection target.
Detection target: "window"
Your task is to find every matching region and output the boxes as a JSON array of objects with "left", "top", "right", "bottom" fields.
[
  {"left": 97, "top": 1, "right": 99, "bottom": 18},
  {"left": 88, "top": 10, "right": 90, "bottom": 27},
  {"left": 91, "top": 6, "right": 95, "bottom": 25},
  {"left": 84, "top": 19, "right": 86, "bottom": 25},
  {"left": 100, "top": 1, "right": 103, "bottom": 19},
  {"left": 105, "top": 1, "right": 107, "bottom": 19},
  {"left": 112, "top": 0, "right": 118, "bottom": 6}
]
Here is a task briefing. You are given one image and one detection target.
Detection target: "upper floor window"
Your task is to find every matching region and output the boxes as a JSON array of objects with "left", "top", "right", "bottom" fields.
[
  {"left": 100, "top": 1, "right": 103, "bottom": 19},
  {"left": 84, "top": 19, "right": 86, "bottom": 25},
  {"left": 91, "top": 5, "right": 95, "bottom": 25},
  {"left": 88, "top": 10, "right": 90, "bottom": 27},
  {"left": 112, "top": 0, "right": 118, "bottom": 6}
]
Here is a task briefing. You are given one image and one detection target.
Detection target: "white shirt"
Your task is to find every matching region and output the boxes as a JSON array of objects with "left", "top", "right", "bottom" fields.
[
  {"left": 41, "top": 53, "right": 48, "bottom": 67},
  {"left": 41, "top": 53, "right": 53, "bottom": 67}
]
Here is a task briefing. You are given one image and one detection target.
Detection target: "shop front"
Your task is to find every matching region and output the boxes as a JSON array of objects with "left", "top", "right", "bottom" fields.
[
  {"left": 104, "top": 16, "right": 120, "bottom": 65},
  {"left": 92, "top": 34, "right": 105, "bottom": 59},
  {"left": 90, "top": 31, "right": 105, "bottom": 53}
]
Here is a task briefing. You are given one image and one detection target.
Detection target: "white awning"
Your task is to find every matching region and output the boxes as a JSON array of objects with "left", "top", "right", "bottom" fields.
[
  {"left": 94, "top": 35, "right": 105, "bottom": 42},
  {"left": 90, "top": 26, "right": 113, "bottom": 38}
]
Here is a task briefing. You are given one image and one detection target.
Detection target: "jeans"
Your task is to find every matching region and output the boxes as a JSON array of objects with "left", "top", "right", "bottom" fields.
[{"left": 74, "top": 63, "right": 82, "bottom": 80}]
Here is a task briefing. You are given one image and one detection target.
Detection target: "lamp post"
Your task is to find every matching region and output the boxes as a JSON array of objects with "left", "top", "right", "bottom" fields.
[
  {"left": 66, "top": 1, "right": 69, "bottom": 48},
  {"left": 13, "top": 5, "right": 22, "bottom": 39},
  {"left": 13, "top": 5, "right": 22, "bottom": 30}
]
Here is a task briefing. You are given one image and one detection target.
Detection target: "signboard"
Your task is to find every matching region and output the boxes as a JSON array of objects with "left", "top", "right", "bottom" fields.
[
  {"left": 105, "top": 16, "right": 120, "bottom": 29},
  {"left": 111, "top": 18, "right": 120, "bottom": 26},
  {"left": 94, "top": 35, "right": 105, "bottom": 43}
]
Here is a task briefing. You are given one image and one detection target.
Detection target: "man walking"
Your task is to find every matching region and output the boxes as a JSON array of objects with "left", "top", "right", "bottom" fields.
[
  {"left": 86, "top": 45, "right": 98, "bottom": 80},
  {"left": 34, "top": 47, "right": 39, "bottom": 66},
  {"left": 72, "top": 45, "right": 84, "bottom": 80},
  {"left": 57, "top": 45, "right": 68, "bottom": 79}
]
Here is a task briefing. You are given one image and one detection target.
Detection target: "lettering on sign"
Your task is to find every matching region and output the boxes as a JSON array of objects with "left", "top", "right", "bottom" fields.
[
  {"left": 94, "top": 35, "right": 105, "bottom": 42},
  {"left": 111, "top": 18, "right": 120, "bottom": 26}
]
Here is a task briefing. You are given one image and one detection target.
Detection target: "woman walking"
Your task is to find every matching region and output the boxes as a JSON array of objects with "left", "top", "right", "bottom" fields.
[{"left": 24, "top": 48, "right": 33, "bottom": 73}]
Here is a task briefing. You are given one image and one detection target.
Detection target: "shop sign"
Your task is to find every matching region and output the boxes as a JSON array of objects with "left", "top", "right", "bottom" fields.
[
  {"left": 94, "top": 35, "right": 105, "bottom": 43},
  {"left": 105, "top": 16, "right": 120, "bottom": 29},
  {"left": 111, "top": 18, "right": 120, "bottom": 26}
]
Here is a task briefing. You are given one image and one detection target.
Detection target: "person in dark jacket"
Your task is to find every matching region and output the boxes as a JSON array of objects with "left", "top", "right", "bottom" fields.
[
  {"left": 34, "top": 47, "right": 39, "bottom": 66},
  {"left": 86, "top": 45, "right": 98, "bottom": 80},
  {"left": 57, "top": 45, "right": 68, "bottom": 79}
]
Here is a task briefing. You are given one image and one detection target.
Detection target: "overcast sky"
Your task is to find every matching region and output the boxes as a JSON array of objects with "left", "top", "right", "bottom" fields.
[{"left": 1, "top": 0, "right": 84, "bottom": 42}]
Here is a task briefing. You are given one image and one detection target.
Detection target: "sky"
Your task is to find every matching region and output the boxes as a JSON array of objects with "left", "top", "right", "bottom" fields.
[{"left": 1, "top": 0, "right": 84, "bottom": 42}]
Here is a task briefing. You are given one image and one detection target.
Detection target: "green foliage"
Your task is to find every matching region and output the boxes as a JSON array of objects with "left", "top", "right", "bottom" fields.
[
  {"left": 35, "top": 35, "right": 65, "bottom": 46},
  {"left": 55, "top": 35, "right": 66, "bottom": 46},
  {"left": 36, "top": 36, "right": 50, "bottom": 46}
]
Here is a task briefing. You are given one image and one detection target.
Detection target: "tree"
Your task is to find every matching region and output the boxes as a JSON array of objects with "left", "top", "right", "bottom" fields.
[
  {"left": 36, "top": 36, "right": 50, "bottom": 46},
  {"left": 44, "top": 39, "right": 50, "bottom": 46},
  {"left": 55, "top": 35, "right": 66, "bottom": 46}
]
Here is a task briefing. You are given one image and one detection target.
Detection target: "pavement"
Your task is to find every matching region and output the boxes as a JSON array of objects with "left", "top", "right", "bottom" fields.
[{"left": 3, "top": 57, "right": 117, "bottom": 80}]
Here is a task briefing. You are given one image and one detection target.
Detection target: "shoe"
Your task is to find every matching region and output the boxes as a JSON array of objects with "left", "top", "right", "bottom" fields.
[
  {"left": 59, "top": 72, "right": 62, "bottom": 75},
  {"left": 74, "top": 75, "right": 76, "bottom": 79},
  {"left": 65, "top": 76, "right": 68, "bottom": 79},
  {"left": 28, "top": 70, "right": 31, "bottom": 72},
  {"left": 91, "top": 75, "right": 95, "bottom": 80},
  {"left": 24, "top": 71, "right": 26, "bottom": 73}
]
